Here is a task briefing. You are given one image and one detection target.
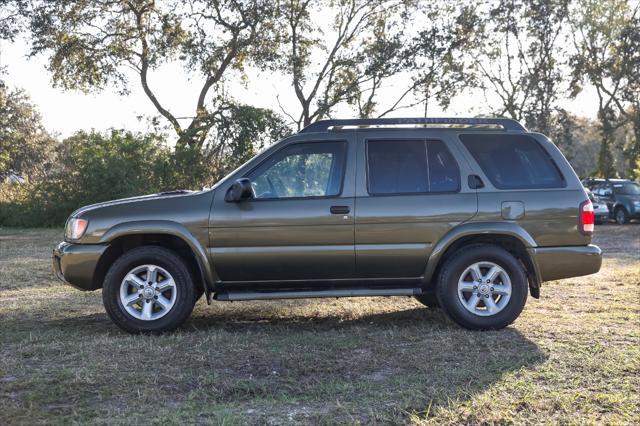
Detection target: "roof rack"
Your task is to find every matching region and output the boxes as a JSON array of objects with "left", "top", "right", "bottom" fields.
[{"left": 299, "top": 117, "right": 527, "bottom": 133}]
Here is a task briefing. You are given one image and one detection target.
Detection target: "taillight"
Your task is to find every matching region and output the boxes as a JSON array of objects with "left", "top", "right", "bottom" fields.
[{"left": 579, "top": 200, "right": 594, "bottom": 235}]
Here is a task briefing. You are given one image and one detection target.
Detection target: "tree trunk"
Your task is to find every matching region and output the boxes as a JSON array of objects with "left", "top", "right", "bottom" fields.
[{"left": 598, "top": 108, "right": 616, "bottom": 178}]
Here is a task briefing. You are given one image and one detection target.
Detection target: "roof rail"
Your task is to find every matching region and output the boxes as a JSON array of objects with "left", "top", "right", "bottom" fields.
[{"left": 299, "top": 117, "right": 527, "bottom": 133}]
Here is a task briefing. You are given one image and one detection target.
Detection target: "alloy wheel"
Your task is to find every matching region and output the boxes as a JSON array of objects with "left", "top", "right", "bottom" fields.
[
  {"left": 119, "top": 264, "right": 177, "bottom": 321},
  {"left": 457, "top": 261, "right": 512, "bottom": 317}
]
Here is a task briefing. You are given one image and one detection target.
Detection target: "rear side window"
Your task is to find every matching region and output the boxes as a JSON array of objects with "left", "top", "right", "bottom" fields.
[
  {"left": 460, "top": 134, "right": 564, "bottom": 189},
  {"left": 367, "top": 140, "right": 460, "bottom": 194}
]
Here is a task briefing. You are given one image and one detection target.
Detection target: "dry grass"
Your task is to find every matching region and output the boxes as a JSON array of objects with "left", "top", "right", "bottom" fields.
[{"left": 0, "top": 225, "right": 639, "bottom": 425}]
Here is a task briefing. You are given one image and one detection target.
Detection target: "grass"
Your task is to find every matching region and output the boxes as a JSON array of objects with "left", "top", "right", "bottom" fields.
[{"left": 0, "top": 225, "right": 639, "bottom": 425}]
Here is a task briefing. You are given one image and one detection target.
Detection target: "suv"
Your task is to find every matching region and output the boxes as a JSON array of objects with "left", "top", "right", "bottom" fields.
[
  {"left": 588, "top": 179, "right": 640, "bottom": 224},
  {"left": 53, "top": 117, "right": 602, "bottom": 333}
]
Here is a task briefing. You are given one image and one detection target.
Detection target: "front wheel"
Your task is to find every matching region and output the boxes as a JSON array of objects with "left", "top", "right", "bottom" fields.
[
  {"left": 102, "top": 246, "right": 196, "bottom": 333},
  {"left": 436, "top": 244, "right": 528, "bottom": 330}
]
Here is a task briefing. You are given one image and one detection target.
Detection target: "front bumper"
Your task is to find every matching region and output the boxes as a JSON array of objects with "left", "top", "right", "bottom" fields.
[
  {"left": 52, "top": 242, "right": 108, "bottom": 290},
  {"left": 529, "top": 244, "right": 602, "bottom": 282}
]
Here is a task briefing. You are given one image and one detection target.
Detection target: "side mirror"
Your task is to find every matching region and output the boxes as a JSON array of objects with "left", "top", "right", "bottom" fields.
[{"left": 225, "top": 178, "right": 254, "bottom": 202}]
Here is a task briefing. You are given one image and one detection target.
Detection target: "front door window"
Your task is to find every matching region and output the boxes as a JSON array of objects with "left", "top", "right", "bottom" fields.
[{"left": 248, "top": 142, "right": 346, "bottom": 199}]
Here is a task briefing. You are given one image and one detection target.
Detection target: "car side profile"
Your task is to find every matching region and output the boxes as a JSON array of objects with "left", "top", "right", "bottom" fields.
[{"left": 53, "top": 117, "right": 602, "bottom": 333}]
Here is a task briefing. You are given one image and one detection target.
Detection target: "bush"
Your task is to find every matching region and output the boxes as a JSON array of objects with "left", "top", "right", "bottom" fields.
[
  {"left": 0, "top": 130, "right": 176, "bottom": 227},
  {"left": 0, "top": 109, "right": 291, "bottom": 227}
]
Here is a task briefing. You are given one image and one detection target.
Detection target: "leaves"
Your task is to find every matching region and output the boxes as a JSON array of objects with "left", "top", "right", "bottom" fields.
[{"left": 0, "top": 86, "right": 58, "bottom": 181}]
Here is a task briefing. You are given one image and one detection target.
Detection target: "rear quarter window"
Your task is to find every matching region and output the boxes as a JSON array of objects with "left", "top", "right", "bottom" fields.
[{"left": 460, "top": 134, "right": 565, "bottom": 189}]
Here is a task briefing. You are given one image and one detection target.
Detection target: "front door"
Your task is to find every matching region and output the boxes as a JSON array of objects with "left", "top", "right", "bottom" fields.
[
  {"left": 209, "top": 137, "right": 356, "bottom": 283},
  {"left": 354, "top": 131, "right": 478, "bottom": 278}
]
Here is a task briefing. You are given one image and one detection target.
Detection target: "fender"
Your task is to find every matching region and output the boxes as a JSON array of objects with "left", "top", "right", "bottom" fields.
[
  {"left": 99, "top": 220, "right": 217, "bottom": 298},
  {"left": 423, "top": 221, "right": 539, "bottom": 285}
]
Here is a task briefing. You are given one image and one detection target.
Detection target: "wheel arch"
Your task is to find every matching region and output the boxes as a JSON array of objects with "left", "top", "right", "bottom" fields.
[
  {"left": 424, "top": 222, "right": 541, "bottom": 298},
  {"left": 613, "top": 203, "right": 628, "bottom": 215},
  {"left": 93, "top": 221, "right": 216, "bottom": 301}
]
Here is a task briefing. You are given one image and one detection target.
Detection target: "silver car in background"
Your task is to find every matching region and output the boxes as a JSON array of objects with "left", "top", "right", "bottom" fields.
[{"left": 586, "top": 188, "right": 609, "bottom": 224}]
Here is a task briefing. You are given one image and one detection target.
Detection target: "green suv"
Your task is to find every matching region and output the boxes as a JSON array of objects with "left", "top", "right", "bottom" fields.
[{"left": 53, "top": 118, "right": 602, "bottom": 333}]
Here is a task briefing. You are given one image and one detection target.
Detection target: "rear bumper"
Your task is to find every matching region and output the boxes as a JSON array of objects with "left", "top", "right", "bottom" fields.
[
  {"left": 52, "top": 242, "right": 108, "bottom": 290},
  {"left": 595, "top": 213, "right": 609, "bottom": 222},
  {"left": 529, "top": 244, "right": 602, "bottom": 282}
]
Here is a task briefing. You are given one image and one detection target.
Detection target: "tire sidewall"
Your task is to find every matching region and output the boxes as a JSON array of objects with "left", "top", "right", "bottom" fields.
[
  {"left": 437, "top": 245, "right": 528, "bottom": 330},
  {"left": 103, "top": 246, "right": 195, "bottom": 333},
  {"left": 615, "top": 208, "right": 628, "bottom": 225}
]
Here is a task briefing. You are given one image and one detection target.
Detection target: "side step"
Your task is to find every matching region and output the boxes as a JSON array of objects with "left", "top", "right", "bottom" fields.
[{"left": 214, "top": 287, "right": 423, "bottom": 301}]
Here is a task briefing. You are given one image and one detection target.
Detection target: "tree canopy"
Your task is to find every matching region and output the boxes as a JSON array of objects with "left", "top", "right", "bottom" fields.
[{"left": 29, "top": 0, "right": 282, "bottom": 147}]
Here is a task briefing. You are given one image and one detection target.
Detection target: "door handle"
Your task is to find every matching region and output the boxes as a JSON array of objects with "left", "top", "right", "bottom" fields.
[{"left": 330, "top": 205, "right": 350, "bottom": 215}]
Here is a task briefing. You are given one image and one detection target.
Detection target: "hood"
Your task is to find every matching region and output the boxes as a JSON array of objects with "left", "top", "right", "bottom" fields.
[{"left": 71, "top": 190, "right": 198, "bottom": 218}]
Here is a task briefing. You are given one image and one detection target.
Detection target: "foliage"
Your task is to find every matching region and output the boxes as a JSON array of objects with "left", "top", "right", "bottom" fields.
[
  {"left": 275, "top": 0, "right": 412, "bottom": 129},
  {"left": 0, "top": 101, "right": 290, "bottom": 227},
  {"left": 632, "top": 156, "right": 640, "bottom": 181},
  {"left": 472, "top": 0, "right": 570, "bottom": 135},
  {"left": 28, "top": 0, "right": 282, "bottom": 148},
  {"left": 0, "top": 0, "right": 27, "bottom": 41},
  {"left": 400, "top": 2, "right": 479, "bottom": 118},
  {"left": 0, "top": 130, "right": 172, "bottom": 227},
  {"left": 204, "top": 102, "right": 293, "bottom": 181},
  {"left": 0, "top": 86, "right": 58, "bottom": 181},
  {"left": 570, "top": 0, "right": 638, "bottom": 178}
]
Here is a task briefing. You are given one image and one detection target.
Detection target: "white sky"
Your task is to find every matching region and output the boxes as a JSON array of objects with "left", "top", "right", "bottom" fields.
[{"left": 0, "top": 36, "right": 599, "bottom": 139}]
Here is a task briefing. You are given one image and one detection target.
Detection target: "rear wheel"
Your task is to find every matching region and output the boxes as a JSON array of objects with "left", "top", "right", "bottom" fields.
[
  {"left": 102, "top": 246, "right": 196, "bottom": 333},
  {"left": 615, "top": 208, "right": 629, "bottom": 225},
  {"left": 436, "top": 244, "right": 528, "bottom": 330}
]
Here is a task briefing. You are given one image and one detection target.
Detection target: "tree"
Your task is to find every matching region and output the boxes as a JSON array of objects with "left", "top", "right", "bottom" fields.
[
  {"left": 472, "top": 0, "right": 570, "bottom": 134},
  {"left": 0, "top": 85, "right": 59, "bottom": 181},
  {"left": 28, "top": 0, "right": 282, "bottom": 148},
  {"left": 166, "top": 102, "right": 292, "bottom": 188},
  {"left": 0, "top": 0, "right": 26, "bottom": 41},
  {"left": 618, "top": 12, "right": 640, "bottom": 176},
  {"left": 399, "top": 1, "right": 479, "bottom": 118},
  {"left": 570, "top": 0, "right": 638, "bottom": 178},
  {"left": 275, "top": 0, "right": 412, "bottom": 130}
]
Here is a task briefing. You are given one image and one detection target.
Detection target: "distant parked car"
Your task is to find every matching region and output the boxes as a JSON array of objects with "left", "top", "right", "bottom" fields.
[
  {"left": 590, "top": 180, "right": 640, "bottom": 224},
  {"left": 585, "top": 188, "right": 609, "bottom": 224}
]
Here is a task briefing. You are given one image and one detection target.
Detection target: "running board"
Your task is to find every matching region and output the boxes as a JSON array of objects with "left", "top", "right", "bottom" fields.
[{"left": 214, "top": 287, "right": 423, "bottom": 301}]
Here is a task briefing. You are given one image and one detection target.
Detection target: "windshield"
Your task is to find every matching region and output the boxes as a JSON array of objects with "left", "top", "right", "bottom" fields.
[{"left": 613, "top": 182, "right": 640, "bottom": 195}]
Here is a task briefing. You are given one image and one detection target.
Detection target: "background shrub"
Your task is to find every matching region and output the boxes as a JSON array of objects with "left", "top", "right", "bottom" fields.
[{"left": 1, "top": 130, "right": 174, "bottom": 227}]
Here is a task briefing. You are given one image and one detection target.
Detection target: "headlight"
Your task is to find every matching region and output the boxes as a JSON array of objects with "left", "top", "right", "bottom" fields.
[
  {"left": 633, "top": 201, "right": 640, "bottom": 207},
  {"left": 65, "top": 218, "right": 89, "bottom": 240}
]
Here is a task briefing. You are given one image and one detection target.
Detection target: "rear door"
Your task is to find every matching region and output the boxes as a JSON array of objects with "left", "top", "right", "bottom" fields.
[
  {"left": 354, "top": 130, "right": 478, "bottom": 278},
  {"left": 209, "top": 135, "right": 356, "bottom": 282}
]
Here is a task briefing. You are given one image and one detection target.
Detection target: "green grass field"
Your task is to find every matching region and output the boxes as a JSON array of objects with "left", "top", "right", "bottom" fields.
[{"left": 1, "top": 225, "right": 639, "bottom": 425}]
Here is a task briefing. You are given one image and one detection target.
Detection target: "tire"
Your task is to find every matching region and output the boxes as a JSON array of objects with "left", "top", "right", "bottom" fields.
[
  {"left": 414, "top": 291, "right": 439, "bottom": 308},
  {"left": 436, "top": 244, "right": 528, "bottom": 330},
  {"left": 615, "top": 208, "right": 629, "bottom": 225},
  {"left": 102, "top": 246, "right": 196, "bottom": 334}
]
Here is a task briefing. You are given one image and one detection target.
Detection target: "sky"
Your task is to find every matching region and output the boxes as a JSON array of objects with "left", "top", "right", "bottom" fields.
[{"left": 0, "top": 35, "right": 600, "bottom": 140}]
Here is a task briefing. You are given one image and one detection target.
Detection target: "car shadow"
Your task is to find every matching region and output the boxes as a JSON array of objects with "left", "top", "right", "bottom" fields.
[{"left": 31, "top": 303, "right": 546, "bottom": 421}]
